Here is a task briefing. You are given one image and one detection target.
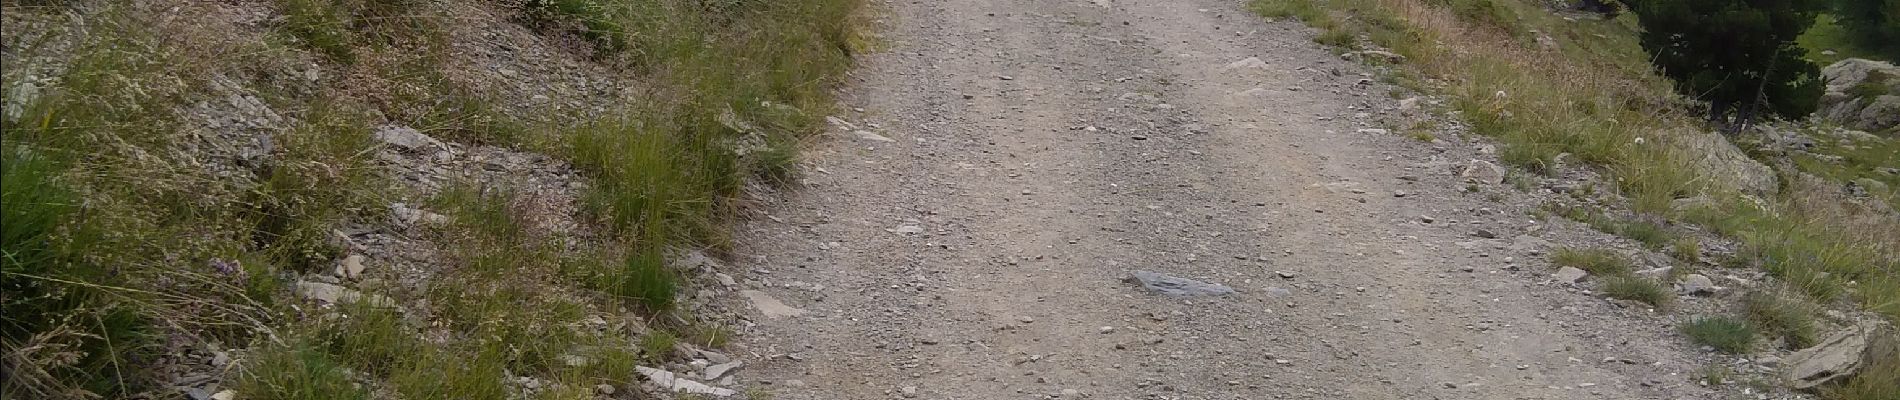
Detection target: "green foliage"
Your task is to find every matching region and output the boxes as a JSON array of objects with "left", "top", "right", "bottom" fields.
[
  {"left": 1426, "top": 0, "right": 1517, "bottom": 31},
  {"left": 315, "top": 301, "right": 419, "bottom": 375},
  {"left": 638, "top": 330, "right": 679, "bottom": 361},
  {"left": 1743, "top": 291, "right": 1819, "bottom": 348},
  {"left": 1602, "top": 275, "right": 1675, "bottom": 307},
  {"left": 252, "top": 105, "right": 378, "bottom": 273},
  {"left": 390, "top": 345, "right": 510, "bottom": 400},
  {"left": 1623, "top": 0, "right": 1827, "bottom": 128},
  {"left": 1552, "top": 247, "right": 1633, "bottom": 275},
  {"left": 1251, "top": 0, "right": 1327, "bottom": 21},
  {"left": 1251, "top": 0, "right": 1347, "bottom": 49},
  {"left": 279, "top": 0, "right": 355, "bottom": 61},
  {"left": 611, "top": 246, "right": 678, "bottom": 311},
  {"left": 1848, "top": 70, "right": 1895, "bottom": 99},
  {"left": 275, "top": 0, "right": 437, "bottom": 63},
  {"left": 1616, "top": 218, "right": 1672, "bottom": 250},
  {"left": 1681, "top": 316, "right": 1756, "bottom": 354},
  {"left": 681, "top": 322, "right": 734, "bottom": 349},
  {"left": 1672, "top": 237, "right": 1702, "bottom": 263},
  {"left": 1314, "top": 28, "right": 1359, "bottom": 48},
  {"left": 1831, "top": 0, "right": 1900, "bottom": 58},
  {"left": 1801, "top": 14, "right": 1890, "bottom": 65},
  {"left": 237, "top": 343, "right": 370, "bottom": 400}
]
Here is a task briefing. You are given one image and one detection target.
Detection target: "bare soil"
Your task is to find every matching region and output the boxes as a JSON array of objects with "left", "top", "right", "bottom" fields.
[{"left": 724, "top": 0, "right": 1731, "bottom": 398}]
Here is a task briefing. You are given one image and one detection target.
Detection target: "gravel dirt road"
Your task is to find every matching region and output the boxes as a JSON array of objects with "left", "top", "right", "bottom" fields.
[{"left": 726, "top": 0, "right": 1724, "bottom": 398}]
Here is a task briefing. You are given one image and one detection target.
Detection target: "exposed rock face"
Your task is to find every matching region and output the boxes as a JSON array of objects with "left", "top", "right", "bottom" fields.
[
  {"left": 1679, "top": 128, "right": 1778, "bottom": 196},
  {"left": 1819, "top": 59, "right": 1900, "bottom": 134},
  {"left": 1783, "top": 320, "right": 1886, "bottom": 389}
]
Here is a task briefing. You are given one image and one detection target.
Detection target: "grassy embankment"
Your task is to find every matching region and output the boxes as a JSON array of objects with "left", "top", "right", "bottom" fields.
[
  {"left": 1246, "top": 0, "right": 1895, "bottom": 397},
  {"left": 2, "top": 0, "right": 863, "bottom": 398}
]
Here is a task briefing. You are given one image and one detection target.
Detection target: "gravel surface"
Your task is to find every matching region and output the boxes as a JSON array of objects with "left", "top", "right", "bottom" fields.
[{"left": 726, "top": 0, "right": 1731, "bottom": 398}]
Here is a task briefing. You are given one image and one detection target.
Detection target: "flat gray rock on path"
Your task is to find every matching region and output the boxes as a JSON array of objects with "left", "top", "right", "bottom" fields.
[
  {"left": 730, "top": 0, "right": 1724, "bottom": 398},
  {"left": 1125, "top": 270, "right": 1236, "bottom": 296}
]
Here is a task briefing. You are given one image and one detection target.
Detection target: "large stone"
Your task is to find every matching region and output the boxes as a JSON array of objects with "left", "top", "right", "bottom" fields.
[
  {"left": 740, "top": 290, "right": 806, "bottom": 318},
  {"left": 373, "top": 125, "right": 448, "bottom": 152},
  {"left": 1819, "top": 59, "right": 1900, "bottom": 133},
  {"left": 1553, "top": 267, "right": 1588, "bottom": 284},
  {"left": 1124, "top": 270, "right": 1236, "bottom": 297},
  {"left": 636, "top": 366, "right": 736, "bottom": 396},
  {"left": 1457, "top": 159, "right": 1506, "bottom": 185},
  {"left": 1824, "top": 58, "right": 1897, "bottom": 93},
  {"left": 1784, "top": 321, "right": 1884, "bottom": 389},
  {"left": 703, "top": 361, "right": 743, "bottom": 380},
  {"left": 1677, "top": 274, "right": 1717, "bottom": 295},
  {"left": 334, "top": 254, "right": 366, "bottom": 279},
  {"left": 1680, "top": 128, "right": 1778, "bottom": 195}
]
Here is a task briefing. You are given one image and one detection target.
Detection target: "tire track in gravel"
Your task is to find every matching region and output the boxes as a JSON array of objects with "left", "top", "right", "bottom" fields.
[{"left": 726, "top": 0, "right": 1722, "bottom": 399}]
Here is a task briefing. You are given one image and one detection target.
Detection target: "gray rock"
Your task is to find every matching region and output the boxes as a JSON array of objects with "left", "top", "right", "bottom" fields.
[
  {"left": 854, "top": 130, "right": 896, "bottom": 142},
  {"left": 697, "top": 349, "right": 733, "bottom": 364},
  {"left": 1757, "top": 355, "right": 1782, "bottom": 368},
  {"left": 1685, "top": 127, "right": 1778, "bottom": 195},
  {"left": 389, "top": 203, "right": 449, "bottom": 226},
  {"left": 1819, "top": 59, "right": 1900, "bottom": 132},
  {"left": 703, "top": 361, "right": 743, "bottom": 380},
  {"left": 1125, "top": 270, "right": 1236, "bottom": 297},
  {"left": 1264, "top": 287, "right": 1293, "bottom": 298},
  {"left": 1677, "top": 274, "right": 1717, "bottom": 295},
  {"left": 334, "top": 254, "right": 366, "bottom": 279},
  {"left": 1221, "top": 57, "right": 1269, "bottom": 72},
  {"left": 294, "top": 280, "right": 393, "bottom": 306},
  {"left": 741, "top": 290, "right": 806, "bottom": 318},
  {"left": 1398, "top": 97, "right": 1422, "bottom": 112},
  {"left": 636, "top": 366, "right": 736, "bottom": 396},
  {"left": 1458, "top": 159, "right": 1505, "bottom": 185},
  {"left": 1553, "top": 267, "right": 1588, "bottom": 284},
  {"left": 1785, "top": 321, "right": 1884, "bottom": 389},
  {"left": 715, "top": 273, "right": 738, "bottom": 287},
  {"left": 373, "top": 125, "right": 447, "bottom": 152}
]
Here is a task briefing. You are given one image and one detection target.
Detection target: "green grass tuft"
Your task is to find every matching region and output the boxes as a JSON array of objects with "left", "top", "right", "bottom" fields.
[
  {"left": 1672, "top": 237, "right": 1701, "bottom": 264},
  {"left": 1742, "top": 291, "right": 1819, "bottom": 349},
  {"left": 237, "top": 342, "right": 370, "bottom": 400},
  {"left": 639, "top": 330, "right": 678, "bottom": 362},
  {"left": 1615, "top": 219, "right": 1672, "bottom": 250},
  {"left": 1552, "top": 247, "right": 1632, "bottom": 276},
  {"left": 1681, "top": 316, "right": 1756, "bottom": 354},
  {"left": 390, "top": 345, "right": 509, "bottom": 400},
  {"left": 1314, "top": 28, "right": 1359, "bottom": 48},
  {"left": 1602, "top": 275, "right": 1674, "bottom": 307}
]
